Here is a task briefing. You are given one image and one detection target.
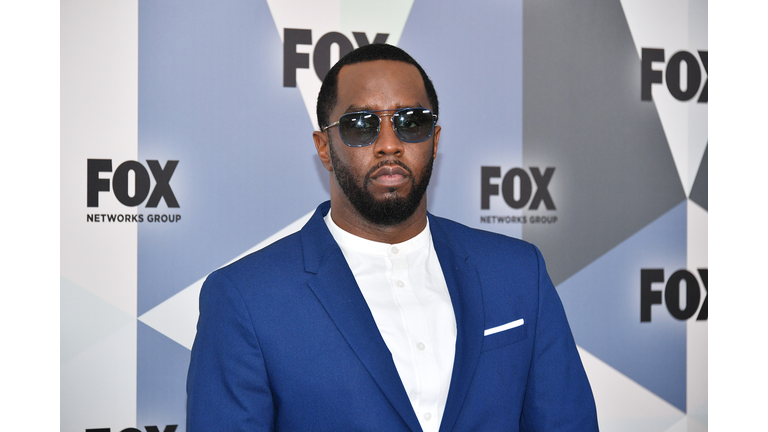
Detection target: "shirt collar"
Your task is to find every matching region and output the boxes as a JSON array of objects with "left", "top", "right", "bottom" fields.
[{"left": 324, "top": 208, "right": 431, "bottom": 256}]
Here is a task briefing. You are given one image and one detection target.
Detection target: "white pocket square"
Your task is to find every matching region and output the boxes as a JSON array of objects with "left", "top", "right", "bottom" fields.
[{"left": 484, "top": 318, "right": 524, "bottom": 336}]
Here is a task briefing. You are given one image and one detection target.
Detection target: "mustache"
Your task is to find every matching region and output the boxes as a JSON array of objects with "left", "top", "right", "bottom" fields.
[{"left": 364, "top": 159, "right": 413, "bottom": 181}]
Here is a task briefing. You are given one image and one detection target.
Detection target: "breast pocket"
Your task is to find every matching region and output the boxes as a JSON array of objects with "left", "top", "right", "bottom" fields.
[{"left": 482, "top": 321, "right": 528, "bottom": 352}]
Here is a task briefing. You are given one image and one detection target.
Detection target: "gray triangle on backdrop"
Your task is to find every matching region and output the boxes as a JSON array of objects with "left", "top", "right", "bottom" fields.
[
  {"left": 521, "top": 0, "right": 687, "bottom": 286},
  {"left": 689, "top": 145, "right": 708, "bottom": 210}
]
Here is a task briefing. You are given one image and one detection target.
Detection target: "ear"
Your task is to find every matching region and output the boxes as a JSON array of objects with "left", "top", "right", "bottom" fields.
[
  {"left": 431, "top": 125, "right": 441, "bottom": 159},
  {"left": 313, "top": 130, "right": 333, "bottom": 172}
]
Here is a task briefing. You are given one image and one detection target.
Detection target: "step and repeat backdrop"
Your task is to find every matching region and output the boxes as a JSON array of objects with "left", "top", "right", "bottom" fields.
[{"left": 61, "top": 0, "right": 707, "bottom": 431}]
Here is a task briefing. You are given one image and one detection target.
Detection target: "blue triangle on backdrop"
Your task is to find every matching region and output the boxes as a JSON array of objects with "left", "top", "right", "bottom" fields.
[{"left": 138, "top": 321, "right": 191, "bottom": 432}]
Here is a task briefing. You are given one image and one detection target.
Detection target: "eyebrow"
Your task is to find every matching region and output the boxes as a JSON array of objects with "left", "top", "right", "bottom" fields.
[{"left": 343, "top": 103, "right": 425, "bottom": 114}]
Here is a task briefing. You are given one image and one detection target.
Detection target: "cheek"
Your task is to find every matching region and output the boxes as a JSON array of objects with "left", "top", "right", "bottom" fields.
[
  {"left": 345, "top": 153, "right": 371, "bottom": 175},
  {"left": 331, "top": 145, "right": 370, "bottom": 177},
  {"left": 412, "top": 144, "right": 436, "bottom": 166}
]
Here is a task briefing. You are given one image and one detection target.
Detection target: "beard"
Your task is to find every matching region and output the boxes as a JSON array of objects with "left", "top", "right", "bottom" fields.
[{"left": 328, "top": 137, "right": 434, "bottom": 226}]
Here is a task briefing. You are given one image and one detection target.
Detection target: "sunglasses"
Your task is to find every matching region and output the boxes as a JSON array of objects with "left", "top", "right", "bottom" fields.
[{"left": 322, "top": 108, "right": 438, "bottom": 147}]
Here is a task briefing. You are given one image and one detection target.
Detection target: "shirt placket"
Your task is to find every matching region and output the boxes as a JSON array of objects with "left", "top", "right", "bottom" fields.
[{"left": 387, "top": 245, "right": 442, "bottom": 432}]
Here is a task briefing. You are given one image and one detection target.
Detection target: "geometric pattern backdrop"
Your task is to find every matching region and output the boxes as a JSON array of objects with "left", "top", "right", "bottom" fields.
[{"left": 61, "top": 0, "right": 707, "bottom": 431}]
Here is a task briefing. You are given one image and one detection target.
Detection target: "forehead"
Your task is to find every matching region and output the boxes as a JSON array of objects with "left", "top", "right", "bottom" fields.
[{"left": 335, "top": 60, "right": 429, "bottom": 112}]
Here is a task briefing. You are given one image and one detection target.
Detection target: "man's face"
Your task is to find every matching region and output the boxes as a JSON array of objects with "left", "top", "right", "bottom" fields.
[
  {"left": 327, "top": 132, "right": 433, "bottom": 226},
  {"left": 314, "top": 60, "right": 440, "bottom": 227}
]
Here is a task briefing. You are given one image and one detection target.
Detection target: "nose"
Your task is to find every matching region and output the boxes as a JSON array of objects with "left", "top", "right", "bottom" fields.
[{"left": 373, "top": 113, "right": 404, "bottom": 156}]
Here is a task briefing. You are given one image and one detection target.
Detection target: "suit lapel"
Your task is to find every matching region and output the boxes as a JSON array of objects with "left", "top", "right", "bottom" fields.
[
  {"left": 301, "top": 203, "right": 422, "bottom": 432},
  {"left": 429, "top": 215, "right": 485, "bottom": 432}
]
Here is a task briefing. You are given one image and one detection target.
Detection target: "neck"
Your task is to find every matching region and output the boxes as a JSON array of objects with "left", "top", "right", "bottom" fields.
[{"left": 329, "top": 195, "right": 428, "bottom": 244}]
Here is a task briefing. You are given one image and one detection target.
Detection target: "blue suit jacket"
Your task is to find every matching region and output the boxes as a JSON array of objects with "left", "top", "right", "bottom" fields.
[{"left": 187, "top": 202, "right": 598, "bottom": 431}]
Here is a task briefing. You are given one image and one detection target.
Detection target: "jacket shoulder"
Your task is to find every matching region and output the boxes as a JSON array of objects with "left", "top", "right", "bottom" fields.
[
  {"left": 212, "top": 230, "right": 305, "bottom": 286},
  {"left": 430, "top": 214, "right": 540, "bottom": 262}
]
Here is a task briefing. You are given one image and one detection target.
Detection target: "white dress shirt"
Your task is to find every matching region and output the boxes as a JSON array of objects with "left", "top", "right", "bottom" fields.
[{"left": 324, "top": 210, "right": 457, "bottom": 432}]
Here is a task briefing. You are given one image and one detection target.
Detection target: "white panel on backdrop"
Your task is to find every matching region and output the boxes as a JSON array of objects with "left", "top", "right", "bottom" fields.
[
  {"left": 61, "top": 0, "right": 138, "bottom": 430},
  {"left": 61, "top": 0, "right": 138, "bottom": 316},
  {"left": 620, "top": 0, "right": 708, "bottom": 195},
  {"left": 666, "top": 417, "right": 707, "bottom": 432},
  {"left": 687, "top": 200, "right": 708, "bottom": 428},
  {"left": 61, "top": 321, "right": 137, "bottom": 431},
  {"left": 686, "top": 320, "right": 708, "bottom": 430},
  {"left": 266, "top": 0, "right": 414, "bottom": 129},
  {"left": 61, "top": 277, "right": 135, "bottom": 364}
]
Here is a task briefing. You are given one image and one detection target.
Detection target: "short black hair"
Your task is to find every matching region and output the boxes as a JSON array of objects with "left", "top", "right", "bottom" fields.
[{"left": 316, "top": 44, "right": 439, "bottom": 130}]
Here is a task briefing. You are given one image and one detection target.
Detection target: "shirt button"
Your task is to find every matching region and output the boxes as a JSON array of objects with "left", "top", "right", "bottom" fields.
[
  {"left": 423, "top": 412, "right": 432, "bottom": 421},
  {"left": 390, "top": 246, "right": 399, "bottom": 254},
  {"left": 395, "top": 280, "right": 405, "bottom": 288},
  {"left": 417, "top": 342, "right": 426, "bottom": 351}
]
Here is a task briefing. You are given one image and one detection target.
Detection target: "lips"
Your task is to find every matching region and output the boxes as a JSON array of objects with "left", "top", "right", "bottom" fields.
[{"left": 368, "top": 164, "right": 411, "bottom": 188}]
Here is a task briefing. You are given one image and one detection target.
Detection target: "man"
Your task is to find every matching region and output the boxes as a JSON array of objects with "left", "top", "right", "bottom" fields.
[{"left": 187, "top": 44, "right": 599, "bottom": 431}]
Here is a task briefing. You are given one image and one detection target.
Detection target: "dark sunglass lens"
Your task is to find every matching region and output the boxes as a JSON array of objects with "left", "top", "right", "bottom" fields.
[
  {"left": 339, "top": 113, "right": 379, "bottom": 146},
  {"left": 393, "top": 109, "right": 434, "bottom": 142}
]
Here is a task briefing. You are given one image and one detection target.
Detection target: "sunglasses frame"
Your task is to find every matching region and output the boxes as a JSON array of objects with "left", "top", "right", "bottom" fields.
[{"left": 322, "top": 108, "right": 438, "bottom": 147}]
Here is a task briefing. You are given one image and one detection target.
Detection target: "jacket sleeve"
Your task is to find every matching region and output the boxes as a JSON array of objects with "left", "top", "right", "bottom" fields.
[
  {"left": 520, "top": 245, "right": 600, "bottom": 432},
  {"left": 187, "top": 270, "right": 275, "bottom": 431}
]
